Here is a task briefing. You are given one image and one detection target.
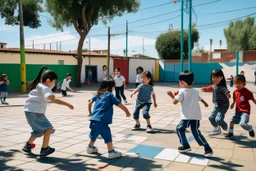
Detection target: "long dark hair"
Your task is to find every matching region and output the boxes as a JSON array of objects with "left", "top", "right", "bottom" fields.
[
  {"left": 29, "top": 66, "right": 58, "bottom": 90},
  {"left": 211, "top": 69, "right": 227, "bottom": 87},
  {"left": 143, "top": 71, "right": 154, "bottom": 86},
  {"left": 97, "top": 76, "right": 115, "bottom": 98}
]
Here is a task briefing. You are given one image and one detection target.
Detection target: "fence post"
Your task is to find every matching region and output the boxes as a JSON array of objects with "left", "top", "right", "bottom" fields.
[{"left": 236, "top": 51, "right": 239, "bottom": 75}]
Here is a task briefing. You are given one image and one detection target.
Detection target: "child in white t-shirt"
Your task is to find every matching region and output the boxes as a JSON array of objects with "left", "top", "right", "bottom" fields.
[
  {"left": 61, "top": 73, "right": 74, "bottom": 96},
  {"left": 135, "top": 66, "right": 144, "bottom": 88},
  {"left": 168, "top": 70, "right": 213, "bottom": 157},
  {"left": 113, "top": 67, "right": 128, "bottom": 104}
]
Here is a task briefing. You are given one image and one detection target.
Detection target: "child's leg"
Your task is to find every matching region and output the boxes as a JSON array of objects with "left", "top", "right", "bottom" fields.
[
  {"left": 176, "top": 120, "right": 190, "bottom": 148},
  {"left": 208, "top": 107, "right": 218, "bottom": 128},
  {"left": 42, "top": 128, "right": 53, "bottom": 148},
  {"left": 215, "top": 108, "right": 228, "bottom": 130},
  {"left": 115, "top": 87, "right": 121, "bottom": 101},
  {"left": 120, "top": 85, "right": 127, "bottom": 101},
  {"left": 28, "top": 136, "right": 37, "bottom": 144},
  {"left": 133, "top": 102, "right": 143, "bottom": 126},
  {"left": 142, "top": 103, "right": 152, "bottom": 126},
  {"left": 190, "top": 120, "right": 210, "bottom": 148},
  {"left": 239, "top": 113, "right": 254, "bottom": 137}
]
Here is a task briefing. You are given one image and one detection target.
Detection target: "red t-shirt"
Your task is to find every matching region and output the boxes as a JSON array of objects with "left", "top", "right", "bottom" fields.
[{"left": 234, "top": 88, "right": 254, "bottom": 114}]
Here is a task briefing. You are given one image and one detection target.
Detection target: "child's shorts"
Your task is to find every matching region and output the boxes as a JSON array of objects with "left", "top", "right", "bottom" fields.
[
  {"left": 0, "top": 92, "right": 8, "bottom": 98},
  {"left": 89, "top": 121, "right": 112, "bottom": 143},
  {"left": 25, "top": 111, "right": 55, "bottom": 137},
  {"left": 231, "top": 112, "right": 250, "bottom": 125}
]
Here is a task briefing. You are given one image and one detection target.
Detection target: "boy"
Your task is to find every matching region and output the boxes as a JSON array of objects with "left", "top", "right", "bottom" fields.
[
  {"left": 0, "top": 74, "right": 10, "bottom": 104},
  {"left": 226, "top": 75, "right": 256, "bottom": 138},
  {"left": 168, "top": 70, "right": 213, "bottom": 157},
  {"left": 61, "top": 73, "right": 74, "bottom": 97}
]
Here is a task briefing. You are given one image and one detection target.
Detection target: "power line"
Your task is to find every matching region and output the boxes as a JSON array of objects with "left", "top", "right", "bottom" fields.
[{"left": 205, "top": 5, "right": 256, "bottom": 14}]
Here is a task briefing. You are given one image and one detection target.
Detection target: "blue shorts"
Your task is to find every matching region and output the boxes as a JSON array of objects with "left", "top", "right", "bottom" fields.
[
  {"left": 25, "top": 111, "right": 55, "bottom": 137},
  {"left": 89, "top": 121, "right": 112, "bottom": 143}
]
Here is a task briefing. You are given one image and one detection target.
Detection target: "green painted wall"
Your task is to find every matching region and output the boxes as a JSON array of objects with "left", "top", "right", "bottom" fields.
[{"left": 0, "top": 64, "right": 77, "bottom": 91}]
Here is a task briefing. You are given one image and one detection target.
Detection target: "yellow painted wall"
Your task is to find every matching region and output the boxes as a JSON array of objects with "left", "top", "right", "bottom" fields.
[{"left": 155, "top": 60, "right": 159, "bottom": 81}]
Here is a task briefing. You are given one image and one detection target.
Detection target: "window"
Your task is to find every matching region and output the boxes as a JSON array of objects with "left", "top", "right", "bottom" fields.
[
  {"left": 0, "top": 45, "right": 3, "bottom": 49},
  {"left": 58, "top": 60, "right": 64, "bottom": 65}
]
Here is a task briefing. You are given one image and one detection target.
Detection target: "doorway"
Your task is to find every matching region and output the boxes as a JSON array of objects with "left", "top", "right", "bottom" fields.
[{"left": 85, "top": 65, "right": 97, "bottom": 82}]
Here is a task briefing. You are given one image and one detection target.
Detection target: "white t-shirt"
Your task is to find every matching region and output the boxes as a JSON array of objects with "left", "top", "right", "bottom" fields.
[
  {"left": 24, "top": 83, "right": 54, "bottom": 114},
  {"left": 175, "top": 88, "right": 202, "bottom": 120},
  {"left": 61, "top": 79, "right": 71, "bottom": 91},
  {"left": 136, "top": 73, "right": 142, "bottom": 83},
  {"left": 114, "top": 75, "right": 125, "bottom": 87}
]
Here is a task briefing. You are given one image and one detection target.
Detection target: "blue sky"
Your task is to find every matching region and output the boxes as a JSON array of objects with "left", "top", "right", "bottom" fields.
[{"left": 0, "top": 0, "right": 256, "bottom": 57}]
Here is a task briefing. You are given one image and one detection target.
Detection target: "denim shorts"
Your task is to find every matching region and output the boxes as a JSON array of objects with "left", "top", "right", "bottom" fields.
[
  {"left": 89, "top": 121, "right": 112, "bottom": 143},
  {"left": 25, "top": 111, "right": 55, "bottom": 137}
]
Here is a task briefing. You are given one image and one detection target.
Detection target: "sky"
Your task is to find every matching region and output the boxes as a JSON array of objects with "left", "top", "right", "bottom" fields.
[{"left": 0, "top": 0, "right": 256, "bottom": 58}]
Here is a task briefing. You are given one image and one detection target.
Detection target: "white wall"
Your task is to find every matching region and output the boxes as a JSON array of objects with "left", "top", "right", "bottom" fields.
[{"left": 128, "top": 59, "right": 156, "bottom": 83}]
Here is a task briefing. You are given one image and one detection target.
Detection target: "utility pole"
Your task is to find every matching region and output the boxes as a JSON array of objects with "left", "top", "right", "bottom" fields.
[
  {"left": 50, "top": 43, "right": 51, "bottom": 50},
  {"left": 32, "top": 40, "right": 34, "bottom": 49},
  {"left": 126, "top": 20, "right": 128, "bottom": 57},
  {"left": 107, "top": 27, "right": 110, "bottom": 76},
  {"left": 180, "top": 0, "right": 184, "bottom": 72},
  {"left": 56, "top": 42, "right": 58, "bottom": 51},
  {"left": 220, "top": 40, "right": 222, "bottom": 49},
  {"left": 44, "top": 44, "right": 45, "bottom": 50},
  {"left": 169, "top": 24, "right": 173, "bottom": 30},
  {"left": 188, "top": 0, "right": 192, "bottom": 71},
  {"left": 18, "top": 0, "right": 26, "bottom": 93},
  {"left": 60, "top": 42, "right": 62, "bottom": 51},
  {"left": 89, "top": 38, "right": 91, "bottom": 67},
  {"left": 209, "top": 39, "right": 213, "bottom": 62}
]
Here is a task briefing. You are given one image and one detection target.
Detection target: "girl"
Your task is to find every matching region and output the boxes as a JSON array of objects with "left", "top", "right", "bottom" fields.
[
  {"left": 0, "top": 74, "right": 10, "bottom": 104},
  {"left": 22, "top": 66, "right": 74, "bottom": 157},
  {"left": 61, "top": 73, "right": 74, "bottom": 97},
  {"left": 227, "top": 75, "right": 234, "bottom": 87},
  {"left": 113, "top": 67, "right": 128, "bottom": 104},
  {"left": 201, "top": 69, "right": 231, "bottom": 136},
  {"left": 135, "top": 66, "right": 144, "bottom": 88},
  {"left": 87, "top": 76, "right": 131, "bottom": 159},
  {"left": 130, "top": 71, "right": 157, "bottom": 133}
]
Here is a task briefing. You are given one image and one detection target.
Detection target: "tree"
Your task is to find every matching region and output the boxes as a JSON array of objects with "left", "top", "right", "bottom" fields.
[
  {"left": 224, "top": 17, "right": 256, "bottom": 51},
  {"left": 194, "top": 43, "right": 206, "bottom": 53},
  {"left": 155, "top": 29, "right": 199, "bottom": 59},
  {"left": 0, "top": 0, "right": 43, "bottom": 28},
  {"left": 46, "top": 0, "right": 140, "bottom": 87},
  {"left": 82, "top": 48, "right": 88, "bottom": 53}
]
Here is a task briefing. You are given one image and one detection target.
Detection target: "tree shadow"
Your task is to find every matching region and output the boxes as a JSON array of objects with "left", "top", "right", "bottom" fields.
[
  {"left": 215, "top": 134, "right": 256, "bottom": 148},
  {"left": 131, "top": 128, "right": 176, "bottom": 134},
  {"left": 0, "top": 150, "right": 27, "bottom": 171}
]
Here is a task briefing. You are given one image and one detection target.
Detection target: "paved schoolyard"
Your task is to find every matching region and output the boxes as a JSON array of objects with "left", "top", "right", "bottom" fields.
[{"left": 0, "top": 83, "right": 256, "bottom": 171}]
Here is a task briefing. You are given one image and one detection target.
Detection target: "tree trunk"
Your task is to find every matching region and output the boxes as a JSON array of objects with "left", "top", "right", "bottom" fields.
[{"left": 76, "top": 34, "right": 86, "bottom": 87}]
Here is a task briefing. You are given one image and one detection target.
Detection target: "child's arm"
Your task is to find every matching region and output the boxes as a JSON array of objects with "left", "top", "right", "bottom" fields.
[
  {"left": 123, "top": 81, "right": 127, "bottom": 89},
  {"left": 130, "top": 88, "right": 139, "bottom": 98},
  {"left": 226, "top": 92, "right": 231, "bottom": 99},
  {"left": 200, "top": 99, "right": 209, "bottom": 107},
  {"left": 0, "top": 81, "right": 4, "bottom": 85},
  {"left": 201, "top": 85, "right": 213, "bottom": 92},
  {"left": 252, "top": 97, "right": 256, "bottom": 105},
  {"left": 5, "top": 80, "right": 10, "bottom": 85},
  {"left": 88, "top": 100, "right": 93, "bottom": 116},
  {"left": 118, "top": 103, "right": 131, "bottom": 117},
  {"left": 167, "top": 91, "right": 175, "bottom": 99},
  {"left": 173, "top": 99, "right": 179, "bottom": 105},
  {"left": 152, "top": 94, "right": 157, "bottom": 107},
  {"left": 230, "top": 95, "right": 236, "bottom": 109},
  {"left": 48, "top": 95, "right": 74, "bottom": 109}
]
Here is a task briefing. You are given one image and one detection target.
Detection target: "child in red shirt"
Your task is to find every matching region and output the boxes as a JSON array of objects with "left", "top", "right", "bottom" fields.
[{"left": 226, "top": 75, "right": 256, "bottom": 138}]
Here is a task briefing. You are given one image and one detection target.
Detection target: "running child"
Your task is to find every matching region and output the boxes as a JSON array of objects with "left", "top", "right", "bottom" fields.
[
  {"left": 226, "top": 75, "right": 256, "bottom": 138},
  {"left": 201, "top": 69, "right": 231, "bottom": 136},
  {"left": 0, "top": 74, "right": 10, "bottom": 104},
  {"left": 135, "top": 66, "right": 144, "bottom": 88},
  {"left": 87, "top": 76, "right": 131, "bottom": 159},
  {"left": 22, "top": 66, "right": 74, "bottom": 157},
  {"left": 61, "top": 73, "right": 74, "bottom": 97},
  {"left": 130, "top": 71, "right": 157, "bottom": 133},
  {"left": 168, "top": 70, "right": 213, "bottom": 157},
  {"left": 113, "top": 67, "right": 128, "bottom": 104}
]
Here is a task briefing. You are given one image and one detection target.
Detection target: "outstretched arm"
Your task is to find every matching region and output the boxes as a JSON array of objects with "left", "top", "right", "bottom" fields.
[
  {"left": 201, "top": 85, "right": 213, "bottom": 92},
  {"left": 88, "top": 100, "right": 93, "bottom": 116},
  {"left": 118, "top": 103, "right": 131, "bottom": 117},
  {"left": 48, "top": 95, "right": 74, "bottom": 109},
  {"left": 131, "top": 88, "right": 139, "bottom": 98},
  {"left": 231, "top": 95, "right": 236, "bottom": 109},
  {"left": 200, "top": 99, "right": 209, "bottom": 107},
  {"left": 167, "top": 91, "right": 175, "bottom": 99}
]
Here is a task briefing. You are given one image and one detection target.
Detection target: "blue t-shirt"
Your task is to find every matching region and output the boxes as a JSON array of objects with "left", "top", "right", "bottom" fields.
[
  {"left": 0, "top": 82, "right": 8, "bottom": 92},
  {"left": 90, "top": 92, "right": 121, "bottom": 124}
]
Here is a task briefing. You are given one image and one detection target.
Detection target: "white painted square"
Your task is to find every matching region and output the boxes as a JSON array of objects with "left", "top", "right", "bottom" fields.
[
  {"left": 154, "top": 148, "right": 180, "bottom": 161},
  {"left": 190, "top": 156, "right": 209, "bottom": 166},
  {"left": 175, "top": 154, "right": 190, "bottom": 163}
]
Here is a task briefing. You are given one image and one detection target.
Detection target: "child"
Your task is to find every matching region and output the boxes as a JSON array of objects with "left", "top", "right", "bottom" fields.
[
  {"left": 227, "top": 75, "right": 234, "bottom": 87},
  {"left": 168, "top": 70, "right": 213, "bottom": 157},
  {"left": 61, "top": 73, "right": 74, "bottom": 96},
  {"left": 113, "top": 67, "right": 128, "bottom": 104},
  {"left": 202, "top": 69, "right": 231, "bottom": 136},
  {"left": 87, "top": 70, "right": 93, "bottom": 87},
  {"left": 0, "top": 74, "right": 10, "bottom": 104},
  {"left": 226, "top": 75, "right": 256, "bottom": 138},
  {"left": 22, "top": 66, "right": 74, "bottom": 157},
  {"left": 130, "top": 71, "right": 157, "bottom": 133},
  {"left": 87, "top": 76, "right": 131, "bottom": 159},
  {"left": 135, "top": 66, "right": 144, "bottom": 88}
]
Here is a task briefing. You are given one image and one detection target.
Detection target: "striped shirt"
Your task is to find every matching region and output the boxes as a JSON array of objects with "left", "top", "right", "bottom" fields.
[
  {"left": 137, "top": 84, "right": 155, "bottom": 103},
  {"left": 212, "top": 85, "right": 230, "bottom": 108}
]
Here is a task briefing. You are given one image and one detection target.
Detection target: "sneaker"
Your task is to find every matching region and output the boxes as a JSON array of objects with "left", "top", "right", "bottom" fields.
[
  {"left": 204, "top": 147, "right": 213, "bottom": 157},
  {"left": 40, "top": 146, "right": 55, "bottom": 157},
  {"left": 1, "top": 101, "right": 4, "bottom": 104},
  {"left": 249, "top": 129, "right": 255, "bottom": 138},
  {"left": 87, "top": 146, "right": 98, "bottom": 154},
  {"left": 22, "top": 142, "right": 36, "bottom": 153},
  {"left": 3, "top": 101, "right": 8, "bottom": 105},
  {"left": 209, "top": 127, "right": 221, "bottom": 136},
  {"left": 146, "top": 125, "right": 153, "bottom": 133},
  {"left": 225, "top": 132, "right": 233, "bottom": 138},
  {"left": 108, "top": 150, "right": 122, "bottom": 159},
  {"left": 132, "top": 124, "right": 141, "bottom": 130},
  {"left": 178, "top": 146, "right": 191, "bottom": 153},
  {"left": 124, "top": 100, "right": 128, "bottom": 105}
]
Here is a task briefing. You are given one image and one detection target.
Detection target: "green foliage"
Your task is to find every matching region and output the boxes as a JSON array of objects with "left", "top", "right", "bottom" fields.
[
  {"left": 0, "top": 0, "right": 43, "bottom": 28},
  {"left": 224, "top": 17, "right": 256, "bottom": 51},
  {"left": 155, "top": 29, "right": 199, "bottom": 59},
  {"left": 82, "top": 48, "right": 88, "bottom": 52},
  {"left": 194, "top": 43, "right": 206, "bottom": 53}
]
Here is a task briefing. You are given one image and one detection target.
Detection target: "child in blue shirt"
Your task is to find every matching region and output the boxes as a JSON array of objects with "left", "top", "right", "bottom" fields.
[
  {"left": 87, "top": 76, "right": 131, "bottom": 159},
  {"left": 0, "top": 74, "right": 10, "bottom": 105}
]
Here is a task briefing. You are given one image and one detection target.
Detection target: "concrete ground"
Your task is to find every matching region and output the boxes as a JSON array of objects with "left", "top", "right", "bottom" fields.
[{"left": 0, "top": 82, "right": 256, "bottom": 171}]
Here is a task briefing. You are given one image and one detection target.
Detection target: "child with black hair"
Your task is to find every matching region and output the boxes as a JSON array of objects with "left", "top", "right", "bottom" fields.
[
  {"left": 0, "top": 74, "right": 10, "bottom": 104},
  {"left": 226, "top": 75, "right": 256, "bottom": 138},
  {"left": 168, "top": 70, "right": 213, "bottom": 157},
  {"left": 201, "top": 69, "right": 231, "bottom": 136},
  {"left": 61, "top": 73, "right": 74, "bottom": 97},
  {"left": 87, "top": 76, "right": 131, "bottom": 159},
  {"left": 22, "top": 66, "right": 74, "bottom": 157},
  {"left": 130, "top": 71, "right": 157, "bottom": 133},
  {"left": 135, "top": 66, "right": 144, "bottom": 88}
]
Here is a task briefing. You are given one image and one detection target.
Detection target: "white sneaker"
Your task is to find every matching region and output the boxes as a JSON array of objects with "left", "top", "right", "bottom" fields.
[
  {"left": 146, "top": 125, "right": 153, "bottom": 133},
  {"left": 209, "top": 127, "right": 221, "bottom": 136},
  {"left": 108, "top": 151, "right": 122, "bottom": 159},
  {"left": 86, "top": 146, "right": 98, "bottom": 154},
  {"left": 124, "top": 100, "right": 128, "bottom": 105}
]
